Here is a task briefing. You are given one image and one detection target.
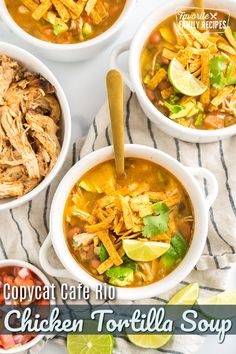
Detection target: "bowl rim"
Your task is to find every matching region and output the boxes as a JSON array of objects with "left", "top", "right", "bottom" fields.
[
  {"left": 48, "top": 144, "right": 209, "bottom": 300},
  {"left": 0, "top": 259, "right": 53, "bottom": 353},
  {"left": 129, "top": 0, "right": 236, "bottom": 138},
  {"left": 0, "top": 41, "right": 71, "bottom": 211},
  {"left": 0, "top": 0, "right": 135, "bottom": 50}
]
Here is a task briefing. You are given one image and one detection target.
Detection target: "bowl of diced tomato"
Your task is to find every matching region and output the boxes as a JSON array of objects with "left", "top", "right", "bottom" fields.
[{"left": 0, "top": 259, "right": 52, "bottom": 353}]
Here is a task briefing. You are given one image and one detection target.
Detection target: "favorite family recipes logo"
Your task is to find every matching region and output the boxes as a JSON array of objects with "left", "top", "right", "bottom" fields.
[{"left": 176, "top": 7, "right": 230, "bottom": 33}]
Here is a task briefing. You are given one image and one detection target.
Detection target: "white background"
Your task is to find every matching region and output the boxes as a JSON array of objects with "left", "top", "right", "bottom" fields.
[{"left": 1, "top": 0, "right": 236, "bottom": 353}]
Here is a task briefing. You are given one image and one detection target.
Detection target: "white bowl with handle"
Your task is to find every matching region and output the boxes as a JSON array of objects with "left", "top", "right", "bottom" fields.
[
  {"left": 39, "top": 144, "right": 218, "bottom": 300},
  {"left": 0, "top": 259, "right": 53, "bottom": 354},
  {"left": 0, "top": 41, "right": 71, "bottom": 211},
  {"left": 110, "top": 0, "right": 236, "bottom": 143},
  {"left": 0, "top": 0, "right": 135, "bottom": 62}
]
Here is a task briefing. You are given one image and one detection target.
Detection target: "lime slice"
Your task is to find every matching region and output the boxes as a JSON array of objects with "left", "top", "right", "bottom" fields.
[
  {"left": 128, "top": 334, "right": 172, "bottom": 349},
  {"left": 67, "top": 334, "right": 114, "bottom": 354},
  {"left": 198, "top": 290, "right": 236, "bottom": 319},
  {"left": 168, "top": 58, "right": 207, "bottom": 96},
  {"left": 168, "top": 282, "right": 199, "bottom": 305},
  {"left": 123, "top": 239, "right": 170, "bottom": 262}
]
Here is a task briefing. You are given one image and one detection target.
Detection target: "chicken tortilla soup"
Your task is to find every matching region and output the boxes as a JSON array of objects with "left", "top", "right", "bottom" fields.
[
  {"left": 5, "top": 0, "right": 126, "bottom": 44},
  {"left": 63, "top": 158, "right": 194, "bottom": 288},
  {"left": 141, "top": 11, "right": 236, "bottom": 130}
]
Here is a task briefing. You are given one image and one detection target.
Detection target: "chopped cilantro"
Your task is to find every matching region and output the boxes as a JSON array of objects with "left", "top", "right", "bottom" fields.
[
  {"left": 99, "top": 243, "right": 109, "bottom": 262},
  {"left": 209, "top": 56, "right": 234, "bottom": 89},
  {"left": 142, "top": 202, "right": 170, "bottom": 238},
  {"left": 163, "top": 101, "right": 184, "bottom": 114}
]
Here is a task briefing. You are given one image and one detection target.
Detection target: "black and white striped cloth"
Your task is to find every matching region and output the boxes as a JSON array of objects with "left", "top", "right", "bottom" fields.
[{"left": 1, "top": 87, "right": 236, "bottom": 353}]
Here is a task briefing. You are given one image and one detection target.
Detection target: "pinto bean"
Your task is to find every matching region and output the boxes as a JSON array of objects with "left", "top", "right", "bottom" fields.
[{"left": 149, "top": 31, "right": 161, "bottom": 44}]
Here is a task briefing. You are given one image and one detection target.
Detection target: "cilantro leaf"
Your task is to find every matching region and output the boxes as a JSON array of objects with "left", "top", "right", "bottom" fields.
[
  {"left": 142, "top": 202, "right": 170, "bottom": 238},
  {"left": 209, "top": 56, "right": 234, "bottom": 89},
  {"left": 163, "top": 101, "right": 184, "bottom": 114},
  {"left": 99, "top": 242, "right": 109, "bottom": 262}
]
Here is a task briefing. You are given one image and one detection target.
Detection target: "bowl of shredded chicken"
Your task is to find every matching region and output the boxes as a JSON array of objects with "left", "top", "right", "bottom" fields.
[{"left": 0, "top": 42, "right": 71, "bottom": 209}]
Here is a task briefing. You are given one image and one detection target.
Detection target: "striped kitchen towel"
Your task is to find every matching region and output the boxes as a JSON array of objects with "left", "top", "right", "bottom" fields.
[{"left": 1, "top": 86, "right": 236, "bottom": 354}]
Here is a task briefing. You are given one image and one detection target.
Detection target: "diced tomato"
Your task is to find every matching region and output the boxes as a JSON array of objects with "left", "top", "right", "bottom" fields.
[
  {"left": 203, "top": 114, "right": 225, "bottom": 129},
  {"left": 0, "top": 335, "right": 15, "bottom": 349},
  {"left": 2, "top": 275, "right": 14, "bottom": 287},
  {"left": 14, "top": 275, "right": 34, "bottom": 287}
]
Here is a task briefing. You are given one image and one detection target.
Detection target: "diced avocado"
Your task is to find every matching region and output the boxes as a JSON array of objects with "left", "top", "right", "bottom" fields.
[
  {"left": 195, "top": 113, "right": 204, "bottom": 126},
  {"left": 143, "top": 74, "right": 151, "bottom": 85},
  {"left": 169, "top": 101, "right": 195, "bottom": 119},
  {"left": 82, "top": 23, "right": 92, "bottom": 37},
  {"left": 171, "top": 233, "right": 187, "bottom": 258},
  {"left": 53, "top": 21, "right": 68, "bottom": 35},
  {"left": 106, "top": 266, "right": 134, "bottom": 287},
  {"left": 159, "top": 245, "right": 179, "bottom": 271},
  {"left": 160, "top": 26, "right": 176, "bottom": 44},
  {"left": 99, "top": 243, "right": 109, "bottom": 262}
]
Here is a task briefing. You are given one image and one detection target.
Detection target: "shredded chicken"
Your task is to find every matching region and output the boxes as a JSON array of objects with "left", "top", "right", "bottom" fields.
[{"left": 0, "top": 55, "right": 61, "bottom": 199}]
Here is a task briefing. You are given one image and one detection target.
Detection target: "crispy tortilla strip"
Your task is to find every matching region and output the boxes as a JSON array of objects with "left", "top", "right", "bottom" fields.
[
  {"left": 200, "top": 49, "right": 210, "bottom": 105},
  {"left": 162, "top": 48, "right": 176, "bottom": 60},
  {"left": 188, "top": 59, "right": 201, "bottom": 73},
  {"left": 32, "top": 0, "right": 52, "bottom": 20},
  {"left": 211, "top": 86, "right": 234, "bottom": 107},
  {"left": 97, "top": 247, "right": 125, "bottom": 274},
  {"left": 85, "top": 214, "right": 115, "bottom": 233},
  {"left": 161, "top": 87, "right": 175, "bottom": 99},
  {"left": 21, "top": 0, "right": 38, "bottom": 11},
  {"left": 90, "top": 0, "right": 107, "bottom": 24},
  {"left": 225, "top": 27, "right": 236, "bottom": 50},
  {"left": 177, "top": 26, "right": 193, "bottom": 46},
  {"left": 185, "top": 26, "right": 209, "bottom": 48},
  {"left": 138, "top": 204, "right": 153, "bottom": 218},
  {"left": 147, "top": 191, "right": 166, "bottom": 201},
  {"left": 85, "top": 0, "right": 97, "bottom": 15},
  {"left": 217, "top": 42, "right": 236, "bottom": 55},
  {"left": 0, "top": 181, "right": 24, "bottom": 198},
  {"left": 59, "top": 0, "right": 84, "bottom": 17},
  {"left": 147, "top": 68, "right": 167, "bottom": 90},
  {"left": 97, "top": 230, "right": 123, "bottom": 266},
  {"left": 51, "top": 0, "right": 70, "bottom": 22},
  {"left": 120, "top": 196, "right": 134, "bottom": 229},
  {"left": 176, "top": 47, "right": 195, "bottom": 67}
]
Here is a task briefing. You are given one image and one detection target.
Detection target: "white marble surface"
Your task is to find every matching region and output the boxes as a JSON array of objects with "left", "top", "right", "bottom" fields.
[{"left": 1, "top": 0, "right": 236, "bottom": 352}]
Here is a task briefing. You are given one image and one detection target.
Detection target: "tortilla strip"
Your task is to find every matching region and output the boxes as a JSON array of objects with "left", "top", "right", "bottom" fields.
[
  {"left": 85, "top": 214, "right": 115, "bottom": 233},
  {"left": 217, "top": 42, "right": 236, "bottom": 56},
  {"left": 32, "top": 0, "right": 52, "bottom": 20},
  {"left": 120, "top": 196, "right": 134, "bottom": 230},
  {"left": 177, "top": 27, "right": 193, "bottom": 46},
  {"left": 97, "top": 230, "right": 123, "bottom": 266},
  {"left": 59, "top": 0, "right": 84, "bottom": 17},
  {"left": 97, "top": 248, "right": 125, "bottom": 274},
  {"left": 52, "top": 0, "right": 70, "bottom": 22},
  {"left": 211, "top": 86, "right": 234, "bottom": 107},
  {"left": 161, "top": 87, "right": 175, "bottom": 99},
  {"left": 225, "top": 27, "right": 236, "bottom": 50},
  {"left": 162, "top": 48, "right": 176, "bottom": 60},
  {"left": 90, "top": 0, "right": 107, "bottom": 24},
  {"left": 85, "top": 0, "right": 97, "bottom": 15},
  {"left": 21, "top": 0, "right": 38, "bottom": 11},
  {"left": 147, "top": 68, "right": 167, "bottom": 90},
  {"left": 186, "top": 27, "right": 209, "bottom": 48},
  {"left": 176, "top": 47, "right": 195, "bottom": 67},
  {"left": 200, "top": 49, "right": 210, "bottom": 105}
]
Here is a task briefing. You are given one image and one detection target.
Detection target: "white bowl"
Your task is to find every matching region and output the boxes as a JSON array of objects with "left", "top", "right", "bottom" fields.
[
  {"left": 110, "top": 0, "right": 236, "bottom": 143},
  {"left": 0, "top": 0, "right": 135, "bottom": 62},
  {"left": 39, "top": 144, "right": 218, "bottom": 300},
  {"left": 0, "top": 259, "right": 53, "bottom": 354},
  {"left": 0, "top": 42, "right": 71, "bottom": 211}
]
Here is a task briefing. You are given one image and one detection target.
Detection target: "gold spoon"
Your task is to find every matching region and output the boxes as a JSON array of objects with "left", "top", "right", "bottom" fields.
[{"left": 106, "top": 69, "right": 125, "bottom": 178}]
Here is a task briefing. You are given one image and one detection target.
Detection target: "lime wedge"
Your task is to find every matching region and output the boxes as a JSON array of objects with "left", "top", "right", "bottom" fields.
[
  {"left": 198, "top": 290, "right": 236, "bottom": 319},
  {"left": 128, "top": 334, "right": 172, "bottom": 349},
  {"left": 67, "top": 334, "right": 114, "bottom": 354},
  {"left": 168, "top": 58, "right": 207, "bottom": 96},
  {"left": 168, "top": 282, "right": 199, "bottom": 305},
  {"left": 123, "top": 239, "right": 170, "bottom": 262}
]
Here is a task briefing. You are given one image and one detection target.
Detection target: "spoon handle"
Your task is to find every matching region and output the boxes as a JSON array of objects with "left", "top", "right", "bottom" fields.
[{"left": 106, "top": 70, "right": 125, "bottom": 177}]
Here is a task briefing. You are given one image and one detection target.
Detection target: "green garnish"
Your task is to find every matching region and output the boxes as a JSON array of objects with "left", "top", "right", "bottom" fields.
[
  {"left": 171, "top": 233, "right": 188, "bottom": 258},
  {"left": 142, "top": 202, "right": 170, "bottom": 238},
  {"left": 160, "top": 232, "right": 187, "bottom": 271},
  {"left": 122, "top": 255, "right": 137, "bottom": 272},
  {"left": 143, "top": 74, "right": 151, "bottom": 84},
  {"left": 209, "top": 56, "right": 234, "bottom": 89},
  {"left": 163, "top": 101, "right": 184, "bottom": 114},
  {"left": 99, "top": 243, "right": 109, "bottom": 262},
  {"left": 82, "top": 23, "right": 92, "bottom": 37},
  {"left": 53, "top": 22, "right": 68, "bottom": 35},
  {"left": 195, "top": 113, "right": 204, "bottom": 126},
  {"left": 169, "top": 95, "right": 179, "bottom": 104},
  {"left": 106, "top": 266, "right": 134, "bottom": 286}
]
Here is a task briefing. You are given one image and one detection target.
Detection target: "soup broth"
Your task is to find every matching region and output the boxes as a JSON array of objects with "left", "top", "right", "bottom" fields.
[
  {"left": 141, "top": 11, "right": 236, "bottom": 130},
  {"left": 5, "top": 0, "right": 126, "bottom": 44},
  {"left": 64, "top": 158, "right": 194, "bottom": 288}
]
